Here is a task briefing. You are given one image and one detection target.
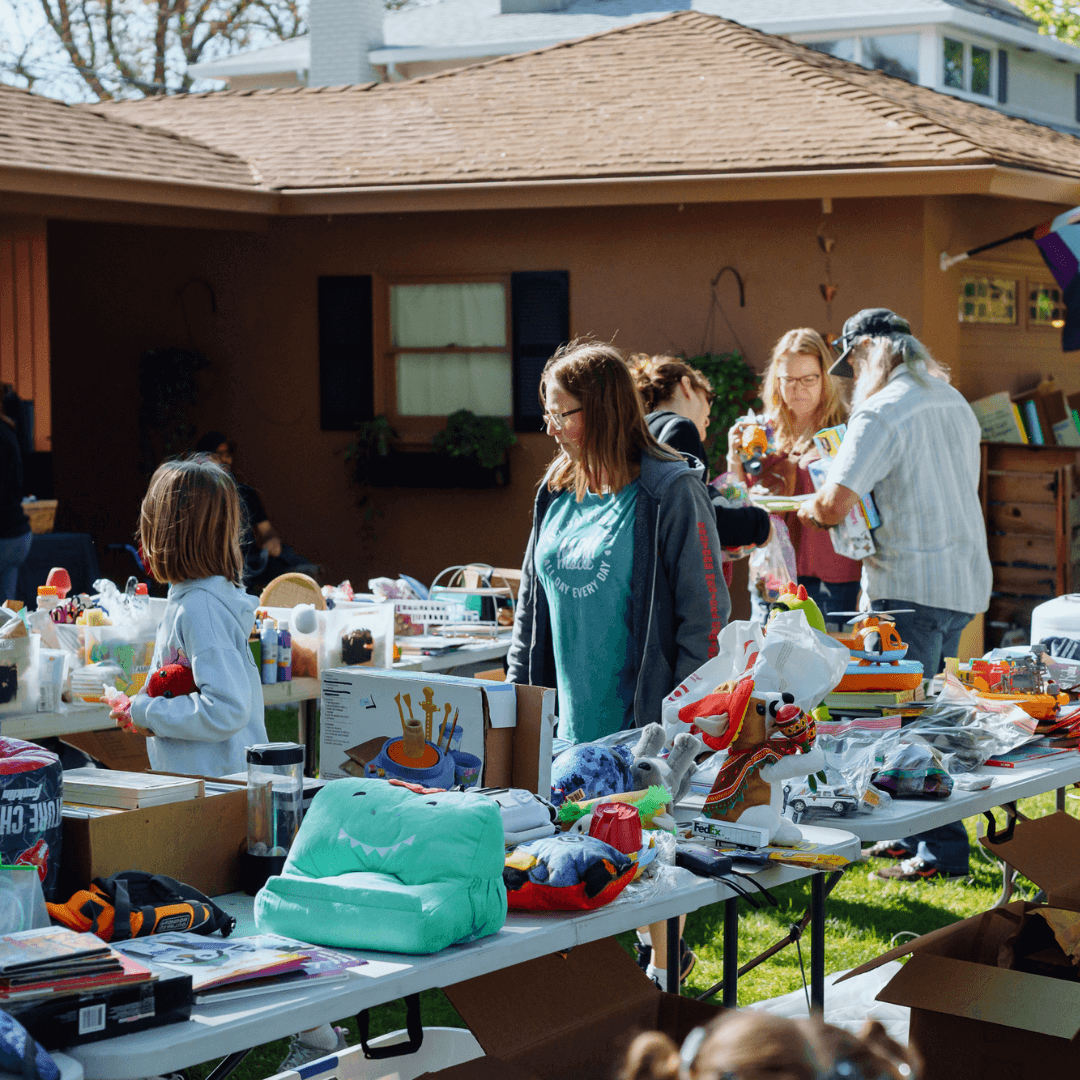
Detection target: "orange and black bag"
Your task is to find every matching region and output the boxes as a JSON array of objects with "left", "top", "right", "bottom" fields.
[{"left": 47, "top": 871, "right": 236, "bottom": 942}]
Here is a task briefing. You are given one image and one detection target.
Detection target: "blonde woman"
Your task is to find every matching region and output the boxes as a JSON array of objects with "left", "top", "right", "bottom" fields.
[{"left": 726, "top": 329, "right": 861, "bottom": 623}]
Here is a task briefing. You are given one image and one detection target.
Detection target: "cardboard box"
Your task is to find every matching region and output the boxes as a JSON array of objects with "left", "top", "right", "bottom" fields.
[
  {"left": 59, "top": 776, "right": 246, "bottom": 897},
  {"left": 320, "top": 668, "right": 554, "bottom": 794},
  {"left": 418, "top": 938, "right": 723, "bottom": 1080},
  {"left": 844, "top": 811, "right": 1080, "bottom": 1080}
]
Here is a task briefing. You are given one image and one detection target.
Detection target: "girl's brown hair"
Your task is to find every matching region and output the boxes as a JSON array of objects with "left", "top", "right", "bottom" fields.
[
  {"left": 627, "top": 354, "right": 714, "bottom": 414},
  {"left": 622, "top": 1012, "right": 918, "bottom": 1080},
  {"left": 761, "top": 329, "right": 847, "bottom": 454},
  {"left": 540, "top": 340, "right": 680, "bottom": 500},
  {"left": 139, "top": 458, "right": 244, "bottom": 586}
]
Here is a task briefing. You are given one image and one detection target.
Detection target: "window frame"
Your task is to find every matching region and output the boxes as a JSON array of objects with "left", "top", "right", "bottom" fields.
[
  {"left": 940, "top": 32, "right": 998, "bottom": 100},
  {"left": 378, "top": 273, "right": 514, "bottom": 444},
  {"left": 957, "top": 266, "right": 1020, "bottom": 328},
  {"left": 1025, "top": 277, "right": 1067, "bottom": 331}
]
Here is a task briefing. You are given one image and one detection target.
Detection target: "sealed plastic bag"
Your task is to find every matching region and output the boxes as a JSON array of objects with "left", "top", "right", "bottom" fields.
[
  {"left": 0, "top": 865, "right": 49, "bottom": 934},
  {"left": 747, "top": 517, "right": 797, "bottom": 604}
]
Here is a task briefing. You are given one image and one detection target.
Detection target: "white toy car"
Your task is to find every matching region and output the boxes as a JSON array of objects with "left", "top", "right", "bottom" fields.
[{"left": 782, "top": 782, "right": 861, "bottom": 816}]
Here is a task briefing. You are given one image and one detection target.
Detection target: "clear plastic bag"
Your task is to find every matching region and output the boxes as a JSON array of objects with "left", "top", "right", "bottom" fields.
[
  {"left": 0, "top": 865, "right": 49, "bottom": 934},
  {"left": 710, "top": 471, "right": 758, "bottom": 562},
  {"left": 747, "top": 517, "right": 797, "bottom": 604},
  {"left": 817, "top": 673, "right": 1037, "bottom": 802}
]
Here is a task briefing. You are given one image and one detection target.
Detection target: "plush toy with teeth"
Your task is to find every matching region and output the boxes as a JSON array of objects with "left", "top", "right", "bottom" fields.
[{"left": 679, "top": 675, "right": 824, "bottom": 846}]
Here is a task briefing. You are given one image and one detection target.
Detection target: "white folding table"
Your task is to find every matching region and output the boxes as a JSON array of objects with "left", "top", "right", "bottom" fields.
[{"left": 63, "top": 824, "right": 859, "bottom": 1080}]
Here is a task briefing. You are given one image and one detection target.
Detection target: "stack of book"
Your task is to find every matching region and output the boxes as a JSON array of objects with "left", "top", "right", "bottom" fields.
[
  {"left": 62, "top": 769, "right": 203, "bottom": 810},
  {"left": 824, "top": 685, "right": 926, "bottom": 719},
  {"left": 970, "top": 383, "right": 1080, "bottom": 447},
  {"left": 111, "top": 931, "right": 366, "bottom": 1005},
  {"left": 0, "top": 926, "right": 194, "bottom": 1048}
]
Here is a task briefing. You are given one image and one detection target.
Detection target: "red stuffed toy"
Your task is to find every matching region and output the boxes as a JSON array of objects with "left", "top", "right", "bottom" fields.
[{"left": 147, "top": 664, "right": 197, "bottom": 699}]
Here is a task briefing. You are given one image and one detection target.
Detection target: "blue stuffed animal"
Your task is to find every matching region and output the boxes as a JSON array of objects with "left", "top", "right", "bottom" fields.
[{"left": 549, "top": 742, "right": 635, "bottom": 807}]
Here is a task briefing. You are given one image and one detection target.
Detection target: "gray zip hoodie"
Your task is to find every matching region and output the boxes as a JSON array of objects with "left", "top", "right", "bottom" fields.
[
  {"left": 129, "top": 576, "right": 267, "bottom": 777},
  {"left": 507, "top": 452, "right": 730, "bottom": 730}
]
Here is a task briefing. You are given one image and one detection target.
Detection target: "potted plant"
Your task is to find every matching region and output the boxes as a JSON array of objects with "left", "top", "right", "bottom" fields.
[
  {"left": 345, "top": 415, "right": 397, "bottom": 487},
  {"left": 686, "top": 351, "right": 763, "bottom": 474},
  {"left": 432, "top": 410, "right": 517, "bottom": 488}
]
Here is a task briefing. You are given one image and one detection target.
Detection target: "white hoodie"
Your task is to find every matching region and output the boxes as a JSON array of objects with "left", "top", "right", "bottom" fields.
[{"left": 129, "top": 576, "right": 267, "bottom": 777}]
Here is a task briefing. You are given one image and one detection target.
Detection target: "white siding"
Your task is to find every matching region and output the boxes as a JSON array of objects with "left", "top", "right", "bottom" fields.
[
  {"left": 1008, "top": 49, "right": 1076, "bottom": 124},
  {"left": 310, "top": 0, "right": 384, "bottom": 86}
]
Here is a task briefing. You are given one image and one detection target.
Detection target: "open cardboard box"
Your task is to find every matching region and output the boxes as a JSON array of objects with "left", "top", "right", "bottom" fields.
[
  {"left": 320, "top": 668, "right": 555, "bottom": 794},
  {"left": 843, "top": 811, "right": 1080, "bottom": 1080},
  {"left": 60, "top": 774, "right": 247, "bottom": 898},
  {"left": 418, "top": 938, "right": 723, "bottom": 1080}
]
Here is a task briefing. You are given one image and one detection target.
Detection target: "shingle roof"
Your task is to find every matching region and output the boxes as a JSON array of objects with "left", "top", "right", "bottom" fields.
[
  {"left": 0, "top": 80, "right": 258, "bottom": 190},
  {"left": 91, "top": 10, "right": 1080, "bottom": 192}
]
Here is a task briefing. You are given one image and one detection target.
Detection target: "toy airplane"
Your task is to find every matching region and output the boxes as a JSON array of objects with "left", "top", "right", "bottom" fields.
[{"left": 831, "top": 611, "right": 924, "bottom": 692}]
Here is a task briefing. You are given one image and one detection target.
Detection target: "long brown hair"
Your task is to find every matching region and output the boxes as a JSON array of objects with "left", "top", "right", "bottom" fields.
[
  {"left": 540, "top": 340, "right": 679, "bottom": 500},
  {"left": 139, "top": 458, "right": 244, "bottom": 586},
  {"left": 761, "top": 329, "right": 847, "bottom": 454},
  {"left": 621, "top": 1012, "right": 918, "bottom": 1080},
  {"left": 627, "top": 354, "right": 714, "bottom": 414}
]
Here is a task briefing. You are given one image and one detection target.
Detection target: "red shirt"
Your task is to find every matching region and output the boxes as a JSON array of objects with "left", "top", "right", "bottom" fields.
[{"left": 755, "top": 452, "right": 861, "bottom": 585}]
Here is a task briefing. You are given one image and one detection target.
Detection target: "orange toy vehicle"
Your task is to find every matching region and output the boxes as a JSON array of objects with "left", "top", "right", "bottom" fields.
[
  {"left": 960, "top": 654, "right": 1069, "bottom": 720},
  {"left": 832, "top": 611, "right": 924, "bottom": 693}
]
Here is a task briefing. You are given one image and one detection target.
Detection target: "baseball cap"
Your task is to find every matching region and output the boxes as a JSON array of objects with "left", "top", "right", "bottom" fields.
[{"left": 828, "top": 308, "right": 912, "bottom": 378}]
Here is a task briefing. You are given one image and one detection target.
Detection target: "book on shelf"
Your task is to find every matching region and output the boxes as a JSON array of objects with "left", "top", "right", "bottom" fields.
[
  {"left": 62, "top": 768, "right": 203, "bottom": 809},
  {"left": 969, "top": 391, "right": 1027, "bottom": 444},
  {"left": 1040, "top": 389, "right": 1080, "bottom": 448},
  {"left": 0, "top": 927, "right": 117, "bottom": 984}
]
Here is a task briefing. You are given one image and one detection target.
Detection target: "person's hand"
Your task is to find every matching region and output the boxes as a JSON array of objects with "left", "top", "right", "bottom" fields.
[
  {"left": 727, "top": 419, "right": 749, "bottom": 460},
  {"left": 795, "top": 447, "right": 821, "bottom": 469},
  {"left": 796, "top": 501, "right": 826, "bottom": 530},
  {"left": 265, "top": 537, "right": 283, "bottom": 558}
]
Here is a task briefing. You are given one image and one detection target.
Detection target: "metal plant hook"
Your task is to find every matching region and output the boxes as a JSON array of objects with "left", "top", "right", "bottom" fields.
[{"left": 710, "top": 265, "right": 746, "bottom": 307}]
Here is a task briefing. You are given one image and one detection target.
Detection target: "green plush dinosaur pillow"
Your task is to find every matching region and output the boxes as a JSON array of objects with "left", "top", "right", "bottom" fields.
[{"left": 254, "top": 778, "right": 507, "bottom": 954}]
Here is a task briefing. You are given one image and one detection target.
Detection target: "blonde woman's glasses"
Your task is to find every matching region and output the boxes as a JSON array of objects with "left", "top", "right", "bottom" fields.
[
  {"left": 778, "top": 374, "right": 821, "bottom": 389},
  {"left": 543, "top": 408, "right": 582, "bottom": 431}
]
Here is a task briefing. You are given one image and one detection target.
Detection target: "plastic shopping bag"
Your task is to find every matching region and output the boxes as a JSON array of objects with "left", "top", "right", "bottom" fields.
[{"left": 747, "top": 517, "right": 796, "bottom": 605}]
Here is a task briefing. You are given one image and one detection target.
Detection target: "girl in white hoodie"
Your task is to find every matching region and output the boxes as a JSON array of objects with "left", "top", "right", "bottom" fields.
[{"left": 109, "top": 458, "right": 267, "bottom": 777}]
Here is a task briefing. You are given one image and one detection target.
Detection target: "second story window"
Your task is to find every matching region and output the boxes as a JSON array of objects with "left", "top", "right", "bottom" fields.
[{"left": 943, "top": 37, "right": 994, "bottom": 97}]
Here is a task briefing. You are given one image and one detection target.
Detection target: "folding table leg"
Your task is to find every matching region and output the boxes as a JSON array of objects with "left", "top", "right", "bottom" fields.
[
  {"left": 810, "top": 873, "right": 825, "bottom": 1012},
  {"left": 723, "top": 897, "right": 739, "bottom": 1009},
  {"left": 666, "top": 915, "right": 681, "bottom": 995},
  {"left": 1058, "top": 787, "right": 1067, "bottom": 812},
  {"left": 204, "top": 1050, "right": 251, "bottom": 1080}
]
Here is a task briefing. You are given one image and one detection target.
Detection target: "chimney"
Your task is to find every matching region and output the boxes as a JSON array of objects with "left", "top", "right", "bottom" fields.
[{"left": 309, "top": 0, "right": 384, "bottom": 86}]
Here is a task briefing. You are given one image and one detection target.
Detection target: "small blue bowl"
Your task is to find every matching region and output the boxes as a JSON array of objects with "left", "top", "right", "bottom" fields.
[{"left": 366, "top": 737, "right": 456, "bottom": 789}]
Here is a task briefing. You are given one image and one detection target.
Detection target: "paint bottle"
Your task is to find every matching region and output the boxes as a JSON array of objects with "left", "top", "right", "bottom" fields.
[
  {"left": 277, "top": 620, "right": 292, "bottom": 682},
  {"left": 260, "top": 619, "right": 278, "bottom": 685},
  {"left": 35, "top": 586, "right": 59, "bottom": 614}
]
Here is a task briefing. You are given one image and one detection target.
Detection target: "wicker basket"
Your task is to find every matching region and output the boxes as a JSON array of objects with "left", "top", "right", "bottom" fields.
[{"left": 22, "top": 499, "right": 57, "bottom": 534}]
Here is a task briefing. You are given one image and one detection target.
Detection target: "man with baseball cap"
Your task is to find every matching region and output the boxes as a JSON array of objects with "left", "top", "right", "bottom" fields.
[{"left": 797, "top": 308, "right": 991, "bottom": 883}]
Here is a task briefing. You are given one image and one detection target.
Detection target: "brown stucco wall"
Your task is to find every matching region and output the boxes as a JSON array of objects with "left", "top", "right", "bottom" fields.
[{"left": 46, "top": 191, "right": 1067, "bottom": 595}]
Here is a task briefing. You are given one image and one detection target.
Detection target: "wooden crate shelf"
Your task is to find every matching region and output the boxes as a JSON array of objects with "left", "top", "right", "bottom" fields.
[{"left": 981, "top": 443, "right": 1080, "bottom": 647}]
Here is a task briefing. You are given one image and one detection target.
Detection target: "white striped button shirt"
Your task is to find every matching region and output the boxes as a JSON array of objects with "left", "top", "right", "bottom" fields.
[{"left": 827, "top": 362, "right": 992, "bottom": 615}]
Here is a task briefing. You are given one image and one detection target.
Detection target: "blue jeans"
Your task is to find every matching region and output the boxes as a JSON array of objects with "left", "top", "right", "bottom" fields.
[
  {"left": 0, "top": 531, "right": 31, "bottom": 603},
  {"left": 799, "top": 577, "right": 861, "bottom": 632},
  {"left": 873, "top": 598, "right": 975, "bottom": 875}
]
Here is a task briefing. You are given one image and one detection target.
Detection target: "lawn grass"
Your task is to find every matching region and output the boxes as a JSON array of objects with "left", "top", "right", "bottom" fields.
[{"left": 195, "top": 731, "right": 1074, "bottom": 1079}]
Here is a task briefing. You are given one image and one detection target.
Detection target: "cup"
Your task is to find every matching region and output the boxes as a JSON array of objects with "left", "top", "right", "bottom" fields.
[{"left": 450, "top": 750, "right": 482, "bottom": 788}]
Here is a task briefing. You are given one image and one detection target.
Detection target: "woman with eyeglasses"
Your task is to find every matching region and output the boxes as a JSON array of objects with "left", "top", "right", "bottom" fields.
[
  {"left": 507, "top": 340, "right": 729, "bottom": 744},
  {"left": 629, "top": 355, "right": 771, "bottom": 553},
  {"left": 725, "top": 328, "right": 861, "bottom": 625}
]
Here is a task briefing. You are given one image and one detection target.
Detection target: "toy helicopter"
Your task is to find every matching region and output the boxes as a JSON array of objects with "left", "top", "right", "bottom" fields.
[{"left": 831, "top": 610, "right": 924, "bottom": 692}]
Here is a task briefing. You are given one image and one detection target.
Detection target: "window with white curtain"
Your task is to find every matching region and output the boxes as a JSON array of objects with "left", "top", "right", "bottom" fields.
[{"left": 390, "top": 282, "right": 512, "bottom": 417}]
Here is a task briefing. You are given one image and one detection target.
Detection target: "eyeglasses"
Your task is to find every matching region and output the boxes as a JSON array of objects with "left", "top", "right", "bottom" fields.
[
  {"left": 778, "top": 374, "right": 822, "bottom": 389},
  {"left": 543, "top": 407, "right": 582, "bottom": 431}
]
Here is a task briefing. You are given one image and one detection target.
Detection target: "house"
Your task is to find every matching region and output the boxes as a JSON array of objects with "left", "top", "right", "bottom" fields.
[
  {"left": 191, "top": 0, "right": 1080, "bottom": 135},
  {"left": 4, "top": 11, "right": 1080, "bottom": 626}
]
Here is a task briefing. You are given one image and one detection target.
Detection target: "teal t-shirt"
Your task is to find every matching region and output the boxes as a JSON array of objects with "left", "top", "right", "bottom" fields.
[{"left": 536, "top": 482, "right": 638, "bottom": 743}]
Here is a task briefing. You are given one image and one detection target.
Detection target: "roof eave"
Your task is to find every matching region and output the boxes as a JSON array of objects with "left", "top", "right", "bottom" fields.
[
  {"left": 275, "top": 163, "right": 1080, "bottom": 215},
  {"left": 0, "top": 162, "right": 279, "bottom": 215}
]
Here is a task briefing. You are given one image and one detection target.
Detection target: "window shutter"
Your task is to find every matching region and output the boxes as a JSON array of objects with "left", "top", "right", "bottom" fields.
[
  {"left": 319, "top": 276, "right": 373, "bottom": 431},
  {"left": 997, "top": 49, "right": 1008, "bottom": 105},
  {"left": 511, "top": 271, "right": 569, "bottom": 432}
]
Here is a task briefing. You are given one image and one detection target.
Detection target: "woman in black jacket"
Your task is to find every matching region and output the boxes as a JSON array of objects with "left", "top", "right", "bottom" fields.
[{"left": 630, "top": 356, "right": 770, "bottom": 550}]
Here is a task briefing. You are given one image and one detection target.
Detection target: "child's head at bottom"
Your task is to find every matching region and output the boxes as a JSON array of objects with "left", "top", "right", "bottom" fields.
[
  {"left": 622, "top": 1011, "right": 918, "bottom": 1080},
  {"left": 140, "top": 457, "right": 244, "bottom": 587}
]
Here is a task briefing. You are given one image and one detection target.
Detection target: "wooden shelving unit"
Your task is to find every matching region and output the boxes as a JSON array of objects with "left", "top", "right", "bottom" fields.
[{"left": 981, "top": 443, "right": 1080, "bottom": 648}]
